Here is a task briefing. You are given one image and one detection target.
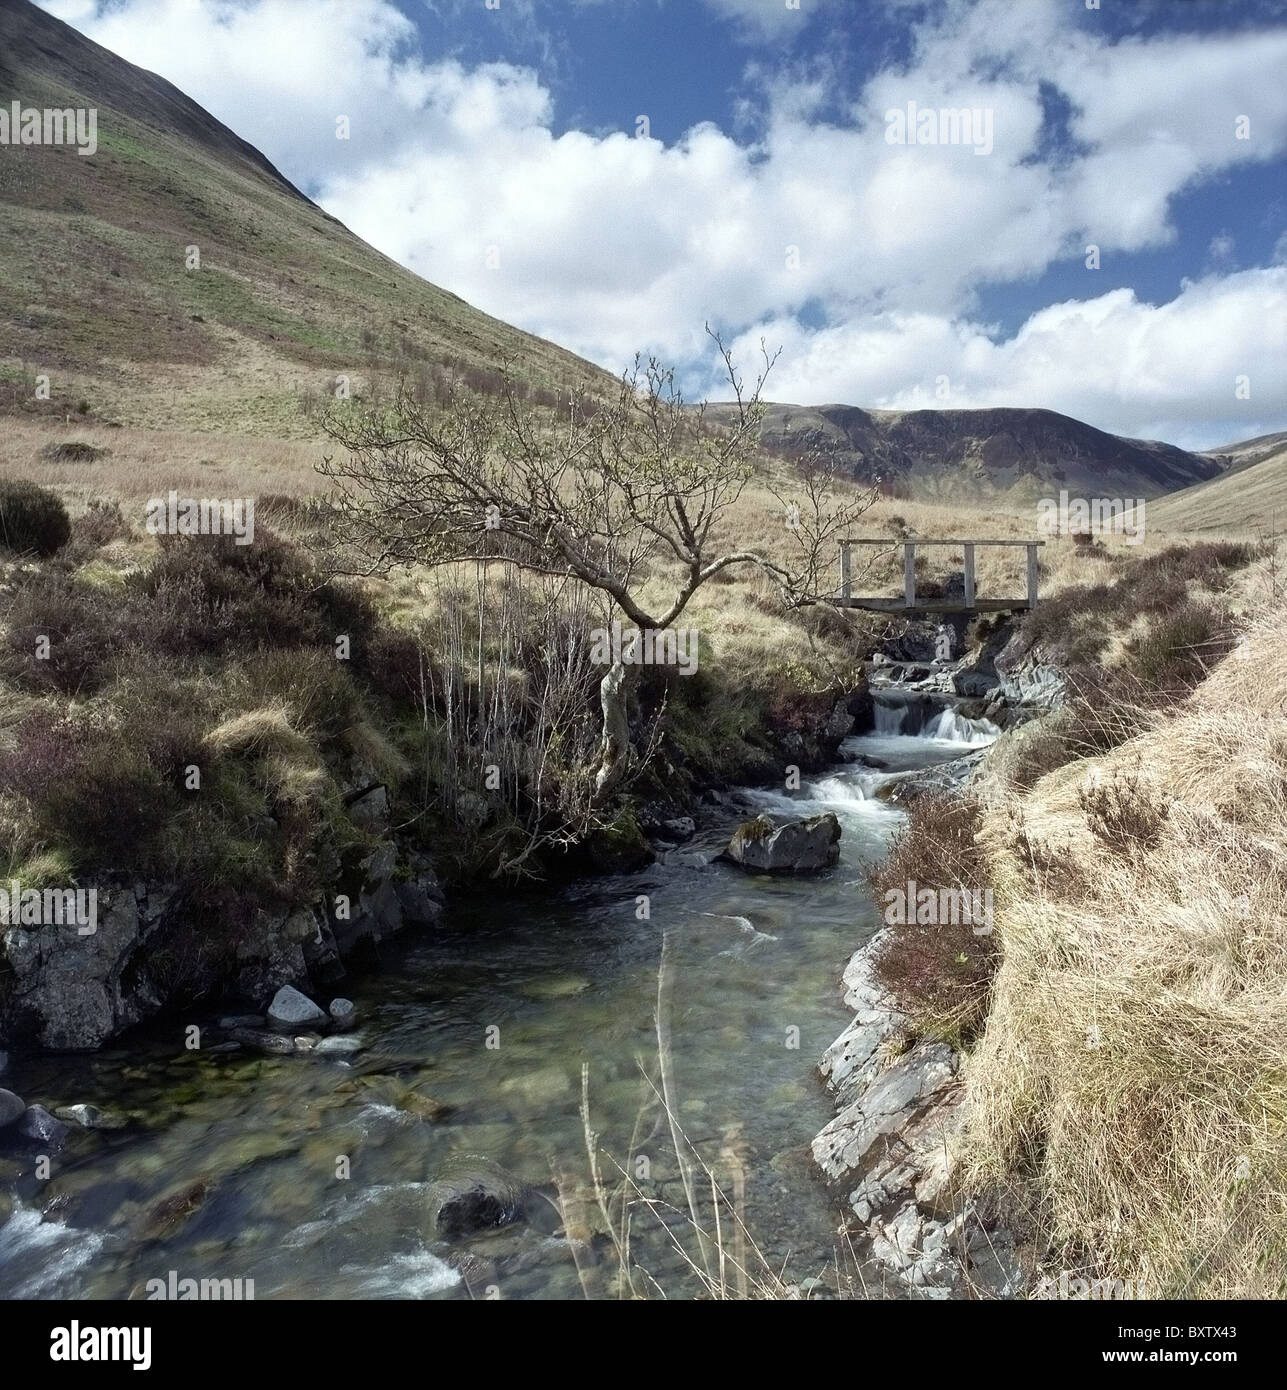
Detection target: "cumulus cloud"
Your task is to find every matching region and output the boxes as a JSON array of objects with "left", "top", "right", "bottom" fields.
[
  {"left": 40, "top": 0, "right": 1287, "bottom": 445},
  {"left": 722, "top": 268, "right": 1287, "bottom": 448}
]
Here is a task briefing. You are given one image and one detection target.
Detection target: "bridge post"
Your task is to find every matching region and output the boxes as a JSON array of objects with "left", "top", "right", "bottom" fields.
[
  {"left": 963, "top": 543, "right": 975, "bottom": 608},
  {"left": 1026, "top": 543, "right": 1039, "bottom": 609},
  {"left": 840, "top": 541, "right": 851, "bottom": 603},
  {"left": 903, "top": 541, "right": 916, "bottom": 608}
]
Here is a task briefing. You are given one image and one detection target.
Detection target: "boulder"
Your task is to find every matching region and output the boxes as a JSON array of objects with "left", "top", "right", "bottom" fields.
[
  {"left": 429, "top": 1157, "right": 529, "bottom": 1238},
  {"left": 721, "top": 812, "right": 841, "bottom": 874},
  {"left": 18, "top": 1105, "right": 68, "bottom": 1148},
  {"left": 266, "top": 985, "right": 329, "bottom": 1031},
  {"left": 660, "top": 817, "right": 696, "bottom": 841},
  {"left": 54, "top": 1103, "right": 127, "bottom": 1130},
  {"left": 0, "top": 1088, "right": 26, "bottom": 1128},
  {"left": 328, "top": 998, "right": 357, "bottom": 1030},
  {"left": 227, "top": 1027, "right": 296, "bottom": 1055}
]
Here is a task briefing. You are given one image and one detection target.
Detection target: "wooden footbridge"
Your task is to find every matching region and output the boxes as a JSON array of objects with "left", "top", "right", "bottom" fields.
[{"left": 832, "top": 538, "right": 1044, "bottom": 616}]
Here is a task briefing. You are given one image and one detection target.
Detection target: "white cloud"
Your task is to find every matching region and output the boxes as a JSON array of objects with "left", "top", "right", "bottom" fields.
[
  {"left": 39, "top": 0, "right": 1287, "bottom": 445},
  {"left": 722, "top": 268, "right": 1287, "bottom": 448}
]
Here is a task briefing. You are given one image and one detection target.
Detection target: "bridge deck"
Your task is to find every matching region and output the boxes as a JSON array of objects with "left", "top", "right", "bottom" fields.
[{"left": 830, "top": 536, "right": 1044, "bottom": 617}]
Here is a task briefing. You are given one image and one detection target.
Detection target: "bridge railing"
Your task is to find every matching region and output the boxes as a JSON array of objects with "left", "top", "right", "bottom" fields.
[{"left": 835, "top": 537, "right": 1045, "bottom": 613}]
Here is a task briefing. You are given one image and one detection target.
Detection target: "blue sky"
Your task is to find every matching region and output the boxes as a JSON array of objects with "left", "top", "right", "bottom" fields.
[{"left": 46, "top": 0, "right": 1287, "bottom": 448}]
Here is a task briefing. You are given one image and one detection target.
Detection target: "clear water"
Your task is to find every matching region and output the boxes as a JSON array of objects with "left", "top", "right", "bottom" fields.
[{"left": 0, "top": 720, "right": 996, "bottom": 1301}]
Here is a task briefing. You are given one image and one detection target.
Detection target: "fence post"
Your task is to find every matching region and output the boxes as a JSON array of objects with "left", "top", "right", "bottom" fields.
[
  {"left": 963, "top": 543, "right": 975, "bottom": 609},
  {"left": 840, "top": 541, "right": 851, "bottom": 603},
  {"left": 904, "top": 541, "right": 916, "bottom": 608},
  {"left": 1026, "top": 543, "right": 1039, "bottom": 609}
]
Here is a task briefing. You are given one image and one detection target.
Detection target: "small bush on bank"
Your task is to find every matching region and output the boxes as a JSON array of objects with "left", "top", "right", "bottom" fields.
[
  {"left": 0, "top": 479, "right": 71, "bottom": 557},
  {"left": 867, "top": 794, "right": 999, "bottom": 1044}
]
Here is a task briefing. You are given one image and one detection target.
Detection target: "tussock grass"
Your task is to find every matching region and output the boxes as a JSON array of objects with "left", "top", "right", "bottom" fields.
[{"left": 967, "top": 606, "right": 1287, "bottom": 1297}]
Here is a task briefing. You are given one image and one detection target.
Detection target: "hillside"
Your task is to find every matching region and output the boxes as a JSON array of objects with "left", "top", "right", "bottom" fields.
[
  {"left": 707, "top": 401, "right": 1224, "bottom": 503},
  {"left": 0, "top": 0, "right": 608, "bottom": 435},
  {"left": 1149, "top": 434, "right": 1287, "bottom": 533}
]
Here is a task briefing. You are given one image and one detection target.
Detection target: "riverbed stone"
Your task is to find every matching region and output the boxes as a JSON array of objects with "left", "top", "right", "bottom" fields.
[
  {"left": 315, "top": 1035, "right": 363, "bottom": 1056},
  {"left": 54, "top": 1102, "right": 127, "bottom": 1130},
  {"left": 661, "top": 817, "right": 696, "bottom": 841},
  {"left": 267, "top": 985, "right": 329, "bottom": 1030},
  {"left": 328, "top": 998, "right": 357, "bottom": 1029},
  {"left": 18, "top": 1105, "right": 68, "bottom": 1148},
  {"left": 721, "top": 812, "right": 842, "bottom": 874},
  {"left": 0, "top": 1088, "right": 27, "bottom": 1128},
  {"left": 227, "top": 1027, "right": 296, "bottom": 1055},
  {"left": 429, "top": 1158, "right": 529, "bottom": 1238}
]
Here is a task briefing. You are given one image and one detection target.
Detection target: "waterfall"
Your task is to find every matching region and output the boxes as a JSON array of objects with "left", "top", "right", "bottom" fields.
[
  {"left": 922, "top": 708, "right": 1002, "bottom": 746},
  {"left": 873, "top": 700, "right": 908, "bottom": 734}
]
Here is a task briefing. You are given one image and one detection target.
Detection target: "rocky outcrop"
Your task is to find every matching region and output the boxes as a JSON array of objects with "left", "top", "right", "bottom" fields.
[
  {"left": 812, "top": 930, "right": 1024, "bottom": 1298},
  {"left": 722, "top": 812, "right": 841, "bottom": 874},
  {"left": 0, "top": 840, "right": 446, "bottom": 1052}
]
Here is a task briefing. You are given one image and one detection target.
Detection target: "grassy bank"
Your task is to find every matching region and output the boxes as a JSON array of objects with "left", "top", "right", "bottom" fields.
[{"left": 868, "top": 535, "right": 1286, "bottom": 1296}]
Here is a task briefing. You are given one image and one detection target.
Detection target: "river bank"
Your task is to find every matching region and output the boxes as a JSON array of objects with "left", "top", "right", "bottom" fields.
[{"left": 0, "top": 698, "right": 1006, "bottom": 1299}]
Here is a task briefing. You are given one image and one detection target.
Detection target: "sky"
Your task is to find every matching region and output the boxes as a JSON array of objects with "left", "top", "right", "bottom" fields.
[{"left": 43, "top": 0, "right": 1287, "bottom": 450}]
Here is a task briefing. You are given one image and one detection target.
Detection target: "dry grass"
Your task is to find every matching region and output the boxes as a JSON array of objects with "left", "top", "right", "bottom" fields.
[{"left": 966, "top": 605, "right": 1287, "bottom": 1297}]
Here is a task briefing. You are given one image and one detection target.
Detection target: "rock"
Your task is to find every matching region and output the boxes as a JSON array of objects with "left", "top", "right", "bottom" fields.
[
  {"left": 0, "top": 1050, "right": 8, "bottom": 1076},
  {"left": 661, "top": 817, "right": 696, "bottom": 841},
  {"left": 266, "top": 985, "right": 328, "bottom": 1030},
  {"left": 721, "top": 812, "right": 841, "bottom": 874},
  {"left": 227, "top": 1027, "right": 296, "bottom": 1055},
  {"left": 219, "top": 1015, "right": 265, "bottom": 1029},
  {"left": 395, "top": 877, "right": 445, "bottom": 928},
  {"left": 813, "top": 1041, "right": 958, "bottom": 1183},
  {"left": 0, "top": 1088, "right": 28, "bottom": 1128},
  {"left": 0, "top": 888, "right": 146, "bottom": 1050},
  {"left": 314, "top": 1035, "right": 363, "bottom": 1056},
  {"left": 328, "top": 998, "right": 357, "bottom": 1029},
  {"left": 54, "top": 1103, "right": 128, "bottom": 1130},
  {"left": 499, "top": 1068, "right": 573, "bottom": 1105},
  {"left": 292, "top": 1035, "right": 320, "bottom": 1052},
  {"left": 429, "top": 1158, "right": 529, "bottom": 1238},
  {"left": 18, "top": 1105, "right": 68, "bottom": 1148},
  {"left": 347, "top": 783, "right": 390, "bottom": 833}
]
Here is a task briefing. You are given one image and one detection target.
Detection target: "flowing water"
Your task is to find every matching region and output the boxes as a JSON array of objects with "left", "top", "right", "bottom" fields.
[{"left": 0, "top": 706, "right": 997, "bottom": 1301}]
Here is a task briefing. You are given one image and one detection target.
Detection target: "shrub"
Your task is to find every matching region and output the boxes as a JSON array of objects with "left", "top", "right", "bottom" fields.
[
  {"left": 0, "top": 479, "right": 71, "bottom": 557},
  {"left": 1125, "top": 601, "right": 1235, "bottom": 693},
  {"left": 868, "top": 794, "right": 999, "bottom": 1043},
  {"left": 1077, "top": 773, "right": 1170, "bottom": 856},
  {"left": 67, "top": 500, "right": 131, "bottom": 555},
  {"left": 0, "top": 571, "right": 124, "bottom": 694},
  {"left": 39, "top": 441, "right": 108, "bottom": 464}
]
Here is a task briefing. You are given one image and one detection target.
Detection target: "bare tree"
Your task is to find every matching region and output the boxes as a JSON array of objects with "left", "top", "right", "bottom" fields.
[{"left": 318, "top": 331, "right": 874, "bottom": 803}]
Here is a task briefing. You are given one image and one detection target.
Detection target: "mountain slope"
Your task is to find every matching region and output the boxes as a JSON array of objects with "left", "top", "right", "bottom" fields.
[
  {"left": 709, "top": 401, "right": 1224, "bottom": 502},
  {"left": 0, "top": 0, "right": 608, "bottom": 434},
  {"left": 1149, "top": 436, "right": 1287, "bottom": 533}
]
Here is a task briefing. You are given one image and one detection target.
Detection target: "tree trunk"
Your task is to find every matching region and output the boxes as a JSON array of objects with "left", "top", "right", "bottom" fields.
[{"left": 592, "top": 659, "right": 633, "bottom": 804}]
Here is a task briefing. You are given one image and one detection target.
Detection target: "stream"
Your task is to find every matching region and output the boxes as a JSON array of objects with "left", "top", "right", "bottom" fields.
[{"left": 0, "top": 704, "right": 998, "bottom": 1300}]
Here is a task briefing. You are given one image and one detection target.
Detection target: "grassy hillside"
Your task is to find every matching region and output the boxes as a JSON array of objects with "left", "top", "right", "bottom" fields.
[
  {"left": 967, "top": 575, "right": 1287, "bottom": 1296},
  {"left": 0, "top": 0, "right": 609, "bottom": 435},
  {"left": 1148, "top": 439, "right": 1287, "bottom": 533}
]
